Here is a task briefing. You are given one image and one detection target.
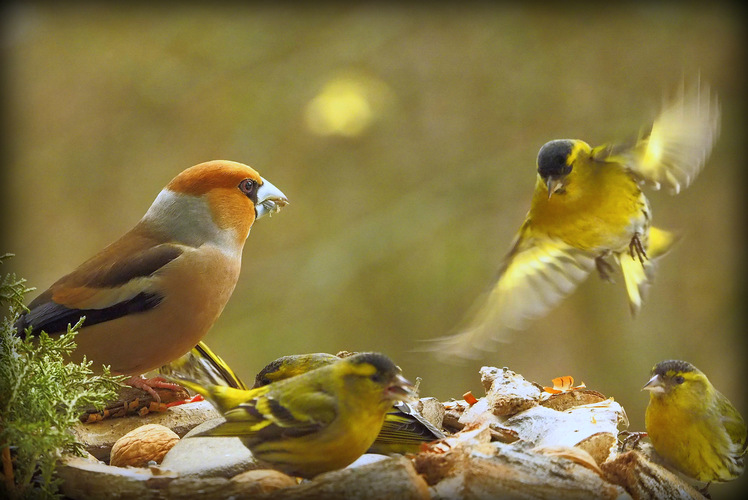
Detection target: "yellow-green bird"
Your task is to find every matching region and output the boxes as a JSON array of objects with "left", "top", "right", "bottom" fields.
[
  {"left": 164, "top": 351, "right": 415, "bottom": 478},
  {"left": 252, "top": 352, "right": 445, "bottom": 455},
  {"left": 162, "top": 347, "right": 445, "bottom": 454},
  {"left": 252, "top": 352, "right": 341, "bottom": 389},
  {"left": 644, "top": 360, "right": 746, "bottom": 487},
  {"left": 433, "top": 80, "right": 720, "bottom": 358}
]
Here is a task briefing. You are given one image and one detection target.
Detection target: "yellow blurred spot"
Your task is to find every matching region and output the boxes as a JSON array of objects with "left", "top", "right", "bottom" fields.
[{"left": 305, "top": 74, "right": 390, "bottom": 138}]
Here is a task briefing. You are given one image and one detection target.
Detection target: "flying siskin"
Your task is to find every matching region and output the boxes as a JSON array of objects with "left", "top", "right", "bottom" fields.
[{"left": 432, "top": 80, "right": 720, "bottom": 358}]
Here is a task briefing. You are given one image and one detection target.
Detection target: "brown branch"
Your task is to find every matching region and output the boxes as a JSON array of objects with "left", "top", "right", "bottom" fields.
[{"left": 2, "top": 444, "right": 15, "bottom": 496}]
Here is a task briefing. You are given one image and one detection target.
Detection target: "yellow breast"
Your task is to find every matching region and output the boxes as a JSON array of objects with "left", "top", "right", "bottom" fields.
[
  {"left": 646, "top": 394, "right": 736, "bottom": 482},
  {"left": 528, "top": 159, "right": 646, "bottom": 252}
]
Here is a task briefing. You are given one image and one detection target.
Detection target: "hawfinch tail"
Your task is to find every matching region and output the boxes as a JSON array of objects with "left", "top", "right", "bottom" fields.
[{"left": 16, "top": 160, "right": 287, "bottom": 395}]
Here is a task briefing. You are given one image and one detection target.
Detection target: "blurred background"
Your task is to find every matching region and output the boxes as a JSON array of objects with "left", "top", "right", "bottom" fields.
[{"left": 2, "top": 3, "right": 745, "bottom": 493}]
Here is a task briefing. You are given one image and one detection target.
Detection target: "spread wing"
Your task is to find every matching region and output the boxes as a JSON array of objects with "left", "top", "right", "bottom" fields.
[
  {"left": 429, "top": 233, "right": 595, "bottom": 360},
  {"left": 593, "top": 79, "right": 720, "bottom": 194}
]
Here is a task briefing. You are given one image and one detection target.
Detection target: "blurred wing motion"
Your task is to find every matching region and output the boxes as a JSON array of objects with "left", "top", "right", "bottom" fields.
[
  {"left": 594, "top": 79, "right": 720, "bottom": 194},
  {"left": 429, "top": 79, "right": 717, "bottom": 361},
  {"left": 159, "top": 341, "right": 249, "bottom": 390},
  {"left": 429, "top": 235, "right": 596, "bottom": 359}
]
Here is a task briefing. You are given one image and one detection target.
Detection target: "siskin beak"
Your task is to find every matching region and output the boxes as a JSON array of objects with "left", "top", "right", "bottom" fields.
[
  {"left": 642, "top": 374, "right": 666, "bottom": 394},
  {"left": 546, "top": 177, "right": 565, "bottom": 199},
  {"left": 255, "top": 177, "right": 289, "bottom": 219},
  {"left": 386, "top": 374, "right": 417, "bottom": 403}
]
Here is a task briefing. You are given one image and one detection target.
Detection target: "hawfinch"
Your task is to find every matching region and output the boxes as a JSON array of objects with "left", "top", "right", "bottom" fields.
[{"left": 16, "top": 160, "right": 287, "bottom": 396}]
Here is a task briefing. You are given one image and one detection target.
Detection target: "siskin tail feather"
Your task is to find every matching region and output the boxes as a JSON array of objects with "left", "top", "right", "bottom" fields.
[
  {"left": 619, "top": 250, "right": 654, "bottom": 316},
  {"left": 161, "top": 364, "right": 254, "bottom": 413}
]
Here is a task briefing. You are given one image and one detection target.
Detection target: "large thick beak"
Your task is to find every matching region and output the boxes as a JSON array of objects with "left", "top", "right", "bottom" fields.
[
  {"left": 546, "top": 177, "right": 565, "bottom": 199},
  {"left": 255, "top": 177, "right": 289, "bottom": 219},
  {"left": 642, "top": 374, "right": 666, "bottom": 394},
  {"left": 386, "top": 373, "right": 417, "bottom": 403}
]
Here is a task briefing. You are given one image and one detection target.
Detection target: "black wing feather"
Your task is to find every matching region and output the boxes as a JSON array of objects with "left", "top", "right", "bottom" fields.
[{"left": 16, "top": 291, "right": 163, "bottom": 337}]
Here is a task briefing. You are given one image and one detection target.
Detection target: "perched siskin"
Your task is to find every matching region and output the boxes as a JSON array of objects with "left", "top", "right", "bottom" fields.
[
  {"left": 15, "top": 161, "right": 287, "bottom": 397},
  {"left": 644, "top": 360, "right": 746, "bottom": 487},
  {"left": 162, "top": 347, "right": 445, "bottom": 455},
  {"left": 166, "top": 352, "right": 416, "bottom": 478},
  {"left": 252, "top": 352, "right": 341, "bottom": 389},
  {"left": 432, "top": 80, "right": 720, "bottom": 359},
  {"left": 251, "top": 352, "right": 445, "bottom": 454}
]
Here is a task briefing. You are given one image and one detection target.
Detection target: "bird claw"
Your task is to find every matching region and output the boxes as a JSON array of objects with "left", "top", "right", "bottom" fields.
[
  {"left": 617, "top": 430, "right": 647, "bottom": 452},
  {"left": 125, "top": 375, "right": 185, "bottom": 403},
  {"left": 629, "top": 233, "right": 648, "bottom": 263},
  {"left": 698, "top": 483, "right": 713, "bottom": 499},
  {"left": 595, "top": 256, "right": 615, "bottom": 282}
]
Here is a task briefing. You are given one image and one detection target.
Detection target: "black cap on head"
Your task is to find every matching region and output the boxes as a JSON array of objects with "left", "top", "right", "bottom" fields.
[
  {"left": 652, "top": 359, "right": 697, "bottom": 376},
  {"left": 537, "top": 140, "right": 574, "bottom": 179},
  {"left": 349, "top": 352, "right": 399, "bottom": 376},
  {"left": 253, "top": 357, "right": 287, "bottom": 387}
]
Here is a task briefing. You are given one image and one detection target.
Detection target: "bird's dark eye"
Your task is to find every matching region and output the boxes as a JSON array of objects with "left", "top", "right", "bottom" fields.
[
  {"left": 674, "top": 376, "right": 685, "bottom": 384},
  {"left": 238, "top": 178, "right": 258, "bottom": 201},
  {"left": 370, "top": 373, "right": 384, "bottom": 384}
]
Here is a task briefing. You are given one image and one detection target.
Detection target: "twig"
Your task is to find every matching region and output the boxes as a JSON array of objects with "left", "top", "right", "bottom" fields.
[{"left": 2, "top": 444, "right": 15, "bottom": 495}]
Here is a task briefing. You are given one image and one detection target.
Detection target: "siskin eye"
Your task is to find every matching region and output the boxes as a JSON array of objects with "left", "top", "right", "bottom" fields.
[{"left": 675, "top": 376, "right": 685, "bottom": 384}]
